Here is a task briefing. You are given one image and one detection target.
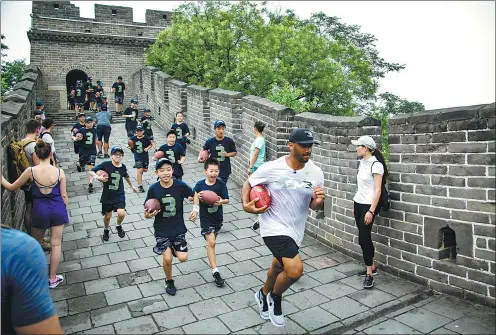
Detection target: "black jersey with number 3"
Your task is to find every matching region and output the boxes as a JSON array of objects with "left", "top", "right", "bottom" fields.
[
  {"left": 145, "top": 180, "right": 194, "bottom": 238},
  {"left": 91, "top": 161, "right": 129, "bottom": 204},
  {"left": 76, "top": 128, "right": 97, "bottom": 155}
]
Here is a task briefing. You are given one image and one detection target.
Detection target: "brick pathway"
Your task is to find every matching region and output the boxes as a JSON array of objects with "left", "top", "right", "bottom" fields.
[{"left": 49, "top": 121, "right": 495, "bottom": 334}]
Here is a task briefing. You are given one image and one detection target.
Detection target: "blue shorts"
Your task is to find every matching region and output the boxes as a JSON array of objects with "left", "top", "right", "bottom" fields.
[
  {"left": 153, "top": 234, "right": 188, "bottom": 256},
  {"left": 115, "top": 96, "right": 124, "bottom": 104},
  {"left": 96, "top": 125, "right": 111, "bottom": 142}
]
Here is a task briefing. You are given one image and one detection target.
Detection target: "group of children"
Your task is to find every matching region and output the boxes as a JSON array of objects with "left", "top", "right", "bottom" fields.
[{"left": 70, "top": 102, "right": 238, "bottom": 293}]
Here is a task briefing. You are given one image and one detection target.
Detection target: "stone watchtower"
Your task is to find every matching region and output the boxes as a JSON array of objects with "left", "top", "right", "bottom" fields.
[{"left": 27, "top": 1, "right": 171, "bottom": 112}]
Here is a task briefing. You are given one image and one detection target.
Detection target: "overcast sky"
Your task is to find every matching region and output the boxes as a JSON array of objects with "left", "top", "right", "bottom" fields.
[{"left": 1, "top": 1, "right": 494, "bottom": 110}]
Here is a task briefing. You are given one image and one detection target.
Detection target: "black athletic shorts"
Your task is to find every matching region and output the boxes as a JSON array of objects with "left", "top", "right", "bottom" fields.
[
  {"left": 96, "top": 125, "right": 111, "bottom": 142},
  {"left": 145, "top": 130, "right": 154, "bottom": 140},
  {"left": 201, "top": 224, "right": 223, "bottom": 239},
  {"left": 153, "top": 234, "right": 188, "bottom": 256},
  {"left": 263, "top": 235, "right": 300, "bottom": 267},
  {"left": 135, "top": 160, "right": 149, "bottom": 170},
  {"left": 79, "top": 154, "right": 96, "bottom": 167},
  {"left": 101, "top": 201, "right": 125, "bottom": 215}
]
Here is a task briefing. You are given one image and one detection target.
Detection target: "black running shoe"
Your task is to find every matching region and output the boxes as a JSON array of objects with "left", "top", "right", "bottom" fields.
[
  {"left": 213, "top": 271, "right": 225, "bottom": 287},
  {"left": 88, "top": 183, "right": 94, "bottom": 193},
  {"left": 165, "top": 279, "right": 177, "bottom": 296},
  {"left": 103, "top": 229, "right": 110, "bottom": 242},
  {"left": 96, "top": 152, "right": 103, "bottom": 158},
  {"left": 363, "top": 274, "right": 374, "bottom": 289},
  {"left": 138, "top": 185, "right": 145, "bottom": 193},
  {"left": 252, "top": 220, "right": 260, "bottom": 230},
  {"left": 357, "top": 268, "right": 378, "bottom": 277},
  {"left": 104, "top": 154, "right": 110, "bottom": 159},
  {"left": 76, "top": 162, "right": 82, "bottom": 172},
  {"left": 116, "top": 225, "right": 125, "bottom": 238}
]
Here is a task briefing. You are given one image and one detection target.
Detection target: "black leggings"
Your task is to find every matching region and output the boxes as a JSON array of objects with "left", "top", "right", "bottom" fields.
[{"left": 354, "top": 202, "right": 380, "bottom": 266}]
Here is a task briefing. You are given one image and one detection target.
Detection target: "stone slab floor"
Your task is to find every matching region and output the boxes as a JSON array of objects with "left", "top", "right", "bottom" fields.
[{"left": 46, "top": 121, "right": 495, "bottom": 334}]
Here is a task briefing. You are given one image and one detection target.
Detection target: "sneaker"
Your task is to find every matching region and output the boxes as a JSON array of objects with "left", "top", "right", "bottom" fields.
[
  {"left": 104, "top": 154, "right": 110, "bottom": 159},
  {"left": 102, "top": 229, "right": 110, "bottom": 242},
  {"left": 138, "top": 185, "right": 145, "bottom": 193},
  {"left": 49, "top": 275, "right": 64, "bottom": 289},
  {"left": 165, "top": 279, "right": 177, "bottom": 296},
  {"left": 96, "top": 152, "right": 103, "bottom": 158},
  {"left": 254, "top": 289, "right": 269, "bottom": 320},
  {"left": 88, "top": 183, "right": 94, "bottom": 193},
  {"left": 358, "top": 268, "right": 378, "bottom": 277},
  {"left": 363, "top": 274, "right": 374, "bottom": 289},
  {"left": 252, "top": 220, "right": 260, "bottom": 231},
  {"left": 267, "top": 292, "right": 285, "bottom": 327},
  {"left": 213, "top": 271, "right": 225, "bottom": 287},
  {"left": 116, "top": 225, "right": 126, "bottom": 238},
  {"left": 76, "top": 162, "right": 82, "bottom": 172}
]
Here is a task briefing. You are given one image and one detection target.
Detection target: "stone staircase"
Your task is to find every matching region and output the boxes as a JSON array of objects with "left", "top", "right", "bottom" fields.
[{"left": 46, "top": 109, "right": 126, "bottom": 126}]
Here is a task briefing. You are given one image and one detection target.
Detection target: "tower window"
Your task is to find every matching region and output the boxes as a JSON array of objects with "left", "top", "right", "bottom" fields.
[
  {"left": 111, "top": 9, "right": 117, "bottom": 16},
  {"left": 138, "top": 32, "right": 143, "bottom": 36},
  {"left": 53, "top": 4, "right": 60, "bottom": 10},
  {"left": 85, "top": 29, "right": 91, "bottom": 33},
  {"left": 162, "top": 14, "right": 167, "bottom": 19}
]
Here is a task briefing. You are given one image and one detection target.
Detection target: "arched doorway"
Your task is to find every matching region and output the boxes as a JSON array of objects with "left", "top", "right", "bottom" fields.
[{"left": 66, "top": 70, "right": 88, "bottom": 109}]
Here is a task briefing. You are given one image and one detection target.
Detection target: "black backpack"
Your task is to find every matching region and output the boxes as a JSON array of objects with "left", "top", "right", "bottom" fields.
[{"left": 371, "top": 161, "right": 391, "bottom": 211}]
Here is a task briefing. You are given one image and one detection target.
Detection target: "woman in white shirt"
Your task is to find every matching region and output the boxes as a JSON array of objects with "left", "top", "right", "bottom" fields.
[
  {"left": 248, "top": 121, "right": 266, "bottom": 231},
  {"left": 351, "top": 136, "right": 388, "bottom": 289}
]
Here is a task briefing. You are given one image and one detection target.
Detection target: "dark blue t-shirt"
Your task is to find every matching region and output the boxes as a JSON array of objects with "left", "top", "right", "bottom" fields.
[
  {"left": 112, "top": 82, "right": 125, "bottom": 97},
  {"left": 158, "top": 143, "right": 186, "bottom": 178},
  {"left": 193, "top": 179, "right": 229, "bottom": 228},
  {"left": 145, "top": 180, "right": 194, "bottom": 238},
  {"left": 171, "top": 123, "right": 190, "bottom": 144},
  {"left": 1, "top": 227, "right": 57, "bottom": 334},
  {"left": 141, "top": 115, "right": 154, "bottom": 133},
  {"left": 76, "top": 127, "right": 97, "bottom": 155},
  {"left": 203, "top": 137, "right": 237, "bottom": 178},
  {"left": 131, "top": 135, "right": 152, "bottom": 162},
  {"left": 74, "top": 85, "right": 86, "bottom": 100},
  {"left": 124, "top": 107, "right": 138, "bottom": 127},
  {"left": 92, "top": 161, "right": 129, "bottom": 204}
]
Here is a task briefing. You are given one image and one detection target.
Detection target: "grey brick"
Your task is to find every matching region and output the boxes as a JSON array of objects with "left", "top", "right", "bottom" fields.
[
  {"left": 66, "top": 268, "right": 100, "bottom": 284},
  {"left": 452, "top": 210, "right": 490, "bottom": 224},
  {"left": 128, "top": 296, "right": 168, "bottom": 316},
  {"left": 55, "top": 300, "right": 68, "bottom": 318},
  {"left": 50, "top": 282, "right": 86, "bottom": 302},
  {"left": 189, "top": 297, "right": 232, "bottom": 320},
  {"left": 152, "top": 306, "right": 196, "bottom": 329},
  {"left": 432, "top": 131, "right": 466, "bottom": 143},
  {"left": 467, "top": 269, "right": 496, "bottom": 286},
  {"left": 80, "top": 254, "right": 111, "bottom": 269},
  {"left": 105, "top": 285, "right": 143, "bottom": 305},
  {"left": 227, "top": 259, "right": 262, "bottom": 276},
  {"left": 126, "top": 228, "right": 153, "bottom": 239},
  {"left": 127, "top": 257, "right": 159, "bottom": 272},
  {"left": 60, "top": 312, "right": 92, "bottom": 334},
  {"left": 218, "top": 307, "right": 264, "bottom": 332},
  {"left": 85, "top": 277, "right": 120, "bottom": 295},
  {"left": 175, "top": 258, "right": 209, "bottom": 274},
  {"left": 314, "top": 281, "right": 357, "bottom": 300},
  {"left": 109, "top": 250, "right": 139, "bottom": 263},
  {"left": 229, "top": 249, "right": 261, "bottom": 262},
  {"left": 449, "top": 142, "right": 488, "bottom": 153},
  {"left": 225, "top": 274, "right": 263, "bottom": 291},
  {"left": 92, "top": 243, "right": 121, "bottom": 256},
  {"left": 290, "top": 306, "right": 339, "bottom": 331},
  {"left": 63, "top": 230, "right": 88, "bottom": 242},
  {"left": 98, "top": 262, "right": 131, "bottom": 278},
  {"left": 64, "top": 247, "right": 93, "bottom": 261},
  {"left": 118, "top": 238, "right": 146, "bottom": 251},
  {"left": 91, "top": 303, "right": 132, "bottom": 327},
  {"left": 114, "top": 316, "right": 158, "bottom": 334},
  {"left": 67, "top": 293, "right": 108, "bottom": 315},
  {"left": 388, "top": 256, "right": 415, "bottom": 273},
  {"left": 475, "top": 248, "right": 495, "bottom": 261},
  {"left": 416, "top": 265, "right": 448, "bottom": 283},
  {"left": 468, "top": 153, "right": 495, "bottom": 165},
  {"left": 449, "top": 187, "right": 487, "bottom": 200},
  {"left": 467, "top": 177, "right": 495, "bottom": 188},
  {"left": 139, "top": 280, "right": 167, "bottom": 297},
  {"left": 77, "top": 325, "right": 116, "bottom": 334},
  {"left": 416, "top": 165, "right": 447, "bottom": 175},
  {"left": 182, "top": 317, "right": 231, "bottom": 335},
  {"left": 58, "top": 259, "right": 82, "bottom": 273},
  {"left": 394, "top": 308, "right": 454, "bottom": 333},
  {"left": 449, "top": 165, "right": 486, "bottom": 176}
]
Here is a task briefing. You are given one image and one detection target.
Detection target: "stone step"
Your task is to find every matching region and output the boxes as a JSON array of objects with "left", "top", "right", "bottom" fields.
[{"left": 46, "top": 110, "right": 126, "bottom": 125}]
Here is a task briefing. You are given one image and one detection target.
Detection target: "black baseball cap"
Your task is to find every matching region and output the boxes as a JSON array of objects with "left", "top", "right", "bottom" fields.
[
  {"left": 78, "top": 112, "right": 85, "bottom": 117},
  {"left": 155, "top": 158, "right": 173, "bottom": 170},
  {"left": 288, "top": 128, "right": 320, "bottom": 145},
  {"left": 111, "top": 146, "right": 124, "bottom": 155},
  {"left": 136, "top": 125, "right": 144, "bottom": 131},
  {"left": 214, "top": 120, "right": 226, "bottom": 128}
]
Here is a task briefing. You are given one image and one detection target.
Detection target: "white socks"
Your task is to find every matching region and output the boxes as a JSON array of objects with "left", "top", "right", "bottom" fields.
[{"left": 212, "top": 267, "right": 218, "bottom": 274}]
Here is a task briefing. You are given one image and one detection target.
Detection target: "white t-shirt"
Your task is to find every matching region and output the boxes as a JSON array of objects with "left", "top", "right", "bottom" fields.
[
  {"left": 42, "top": 133, "right": 55, "bottom": 155},
  {"left": 23, "top": 141, "right": 36, "bottom": 166},
  {"left": 248, "top": 156, "right": 325, "bottom": 247},
  {"left": 353, "top": 156, "right": 384, "bottom": 205}
]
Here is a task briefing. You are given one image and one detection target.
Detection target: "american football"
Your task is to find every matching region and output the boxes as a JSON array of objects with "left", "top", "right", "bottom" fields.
[
  {"left": 154, "top": 151, "right": 165, "bottom": 160},
  {"left": 200, "top": 190, "right": 220, "bottom": 205},
  {"left": 250, "top": 185, "right": 271, "bottom": 209},
  {"left": 144, "top": 198, "right": 161, "bottom": 212},
  {"left": 198, "top": 149, "right": 210, "bottom": 163},
  {"left": 96, "top": 170, "right": 109, "bottom": 180},
  {"left": 75, "top": 133, "right": 84, "bottom": 141}
]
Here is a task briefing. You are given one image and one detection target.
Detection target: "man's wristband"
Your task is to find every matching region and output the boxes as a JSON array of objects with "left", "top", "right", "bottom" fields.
[{"left": 368, "top": 210, "right": 374, "bottom": 215}]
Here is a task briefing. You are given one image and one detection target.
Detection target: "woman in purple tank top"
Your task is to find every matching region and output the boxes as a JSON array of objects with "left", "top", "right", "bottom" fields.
[{"left": 2, "top": 140, "right": 69, "bottom": 288}]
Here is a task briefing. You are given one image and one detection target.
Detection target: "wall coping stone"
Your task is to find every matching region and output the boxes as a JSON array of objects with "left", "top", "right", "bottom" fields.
[
  {"left": 3, "top": 90, "right": 30, "bottom": 103},
  {"left": 145, "top": 66, "right": 159, "bottom": 73},
  {"left": 1, "top": 101, "right": 25, "bottom": 118},
  {"left": 295, "top": 112, "right": 381, "bottom": 127},
  {"left": 1, "top": 114, "right": 13, "bottom": 126},
  {"left": 24, "top": 64, "right": 41, "bottom": 74},
  {"left": 169, "top": 79, "right": 188, "bottom": 88},
  {"left": 242, "top": 95, "right": 295, "bottom": 114},
  {"left": 34, "top": 14, "right": 168, "bottom": 29},
  {"left": 210, "top": 88, "right": 244, "bottom": 98},
  {"left": 18, "top": 72, "right": 39, "bottom": 83},
  {"left": 188, "top": 84, "right": 211, "bottom": 92},
  {"left": 12, "top": 80, "right": 35, "bottom": 93},
  {"left": 155, "top": 71, "right": 171, "bottom": 81},
  {"left": 390, "top": 103, "right": 494, "bottom": 125}
]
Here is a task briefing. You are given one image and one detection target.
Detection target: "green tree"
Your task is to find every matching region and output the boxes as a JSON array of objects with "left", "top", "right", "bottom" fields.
[
  {"left": 1, "top": 59, "right": 26, "bottom": 99},
  {"left": 1, "top": 34, "right": 8, "bottom": 57},
  {"left": 146, "top": 1, "right": 403, "bottom": 115},
  {"left": 369, "top": 92, "right": 425, "bottom": 162}
]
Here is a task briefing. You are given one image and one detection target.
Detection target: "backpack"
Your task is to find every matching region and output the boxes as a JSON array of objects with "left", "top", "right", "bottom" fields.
[
  {"left": 371, "top": 161, "right": 391, "bottom": 211},
  {"left": 6, "top": 139, "right": 36, "bottom": 189},
  {"left": 39, "top": 131, "right": 52, "bottom": 140}
]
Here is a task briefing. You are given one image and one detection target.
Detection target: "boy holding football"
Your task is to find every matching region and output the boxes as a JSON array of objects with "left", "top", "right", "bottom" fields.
[
  {"left": 141, "top": 108, "right": 157, "bottom": 151},
  {"left": 144, "top": 158, "right": 195, "bottom": 296},
  {"left": 129, "top": 125, "right": 152, "bottom": 193},
  {"left": 171, "top": 112, "right": 190, "bottom": 153},
  {"left": 153, "top": 130, "right": 186, "bottom": 181},
  {"left": 72, "top": 116, "right": 97, "bottom": 193},
  {"left": 190, "top": 158, "right": 229, "bottom": 287},
  {"left": 202, "top": 120, "right": 237, "bottom": 184},
  {"left": 89, "top": 146, "right": 137, "bottom": 241}
]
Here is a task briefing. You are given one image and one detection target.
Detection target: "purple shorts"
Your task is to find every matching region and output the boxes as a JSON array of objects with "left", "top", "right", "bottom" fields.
[{"left": 31, "top": 200, "right": 68, "bottom": 229}]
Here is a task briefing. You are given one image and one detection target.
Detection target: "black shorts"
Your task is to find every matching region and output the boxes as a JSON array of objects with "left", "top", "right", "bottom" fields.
[
  {"left": 96, "top": 125, "right": 111, "bottom": 142},
  {"left": 24, "top": 188, "right": 33, "bottom": 204},
  {"left": 115, "top": 96, "right": 124, "bottom": 104},
  {"left": 153, "top": 234, "right": 188, "bottom": 256},
  {"left": 101, "top": 201, "right": 126, "bottom": 215},
  {"left": 126, "top": 125, "right": 137, "bottom": 138},
  {"left": 79, "top": 154, "right": 96, "bottom": 166},
  {"left": 74, "top": 143, "right": 80, "bottom": 154},
  {"left": 201, "top": 224, "right": 223, "bottom": 239},
  {"left": 263, "top": 235, "right": 299, "bottom": 266},
  {"left": 135, "top": 160, "right": 149, "bottom": 170},
  {"left": 145, "top": 130, "right": 154, "bottom": 140},
  {"left": 75, "top": 99, "right": 85, "bottom": 106}
]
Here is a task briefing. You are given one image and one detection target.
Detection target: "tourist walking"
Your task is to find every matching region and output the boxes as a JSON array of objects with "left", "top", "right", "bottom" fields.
[
  {"left": 248, "top": 121, "right": 266, "bottom": 231},
  {"left": 202, "top": 120, "right": 237, "bottom": 184},
  {"left": 2, "top": 140, "right": 69, "bottom": 289},
  {"left": 351, "top": 135, "right": 388, "bottom": 289},
  {"left": 242, "top": 128, "right": 325, "bottom": 327}
]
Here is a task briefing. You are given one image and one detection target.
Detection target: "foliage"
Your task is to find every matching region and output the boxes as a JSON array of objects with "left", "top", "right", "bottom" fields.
[
  {"left": 146, "top": 1, "right": 406, "bottom": 115},
  {"left": 1, "top": 59, "right": 27, "bottom": 100},
  {"left": 368, "top": 92, "right": 425, "bottom": 162},
  {"left": 1, "top": 34, "right": 8, "bottom": 57}
]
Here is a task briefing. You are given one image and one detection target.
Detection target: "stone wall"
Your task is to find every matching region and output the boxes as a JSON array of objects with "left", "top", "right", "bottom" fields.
[
  {"left": 1, "top": 65, "right": 42, "bottom": 229},
  {"left": 130, "top": 66, "right": 496, "bottom": 306}
]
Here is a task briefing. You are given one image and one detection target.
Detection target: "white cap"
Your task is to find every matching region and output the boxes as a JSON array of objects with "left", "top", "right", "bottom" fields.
[{"left": 351, "top": 136, "right": 376, "bottom": 150}]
